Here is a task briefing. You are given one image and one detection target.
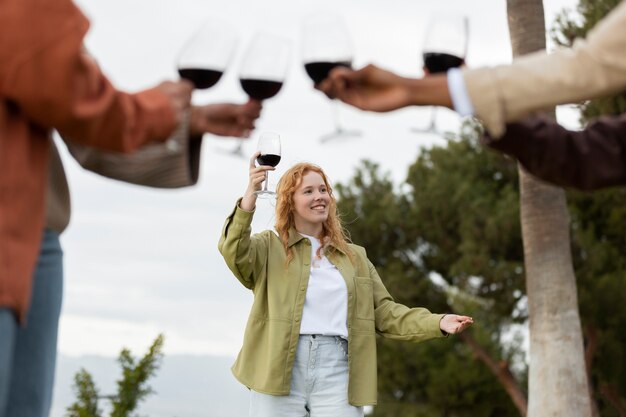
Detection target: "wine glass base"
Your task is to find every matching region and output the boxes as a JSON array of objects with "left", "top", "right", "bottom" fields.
[
  {"left": 319, "top": 128, "right": 362, "bottom": 143},
  {"left": 410, "top": 126, "right": 443, "bottom": 135},
  {"left": 410, "top": 127, "right": 458, "bottom": 141},
  {"left": 254, "top": 190, "right": 276, "bottom": 199},
  {"left": 215, "top": 144, "right": 246, "bottom": 158}
]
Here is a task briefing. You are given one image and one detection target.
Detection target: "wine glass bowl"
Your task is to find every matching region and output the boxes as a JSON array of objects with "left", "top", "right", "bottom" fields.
[
  {"left": 239, "top": 33, "right": 290, "bottom": 101},
  {"left": 413, "top": 13, "right": 468, "bottom": 135},
  {"left": 228, "top": 34, "right": 290, "bottom": 157},
  {"left": 421, "top": 14, "right": 468, "bottom": 72},
  {"left": 177, "top": 19, "right": 238, "bottom": 89},
  {"left": 301, "top": 14, "right": 361, "bottom": 142}
]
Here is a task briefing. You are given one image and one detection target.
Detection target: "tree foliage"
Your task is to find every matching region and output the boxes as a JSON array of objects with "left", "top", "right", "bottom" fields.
[
  {"left": 551, "top": 0, "right": 626, "bottom": 120},
  {"left": 65, "top": 334, "right": 165, "bottom": 417},
  {"left": 551, "top": 1, "right": 626, "bottom": 413},
  {"left": 336, "top": 119, "right": 626, "bottom": 415},
  {"left": 336, "top": 123, "right": 526, "bottom": 416}
]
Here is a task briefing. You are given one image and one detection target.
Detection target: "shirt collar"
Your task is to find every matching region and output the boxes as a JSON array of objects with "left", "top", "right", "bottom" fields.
[{"left": 286, "top": 227, "right": 347, "bottom": 255}]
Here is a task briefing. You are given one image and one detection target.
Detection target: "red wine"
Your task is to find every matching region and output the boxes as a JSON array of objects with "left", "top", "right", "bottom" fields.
[
  {"left": 240, "top": 79, "right": 283, "bottom": 100},
  {"left": 304, "top": 61, "right": 352, "bottom": 84},
  {"left": 423, "top": 53, "right": 464, "bottom": 74},
  {"left": 257, "top": 153, "right": 281, "bottom": 167},
  {"left": 178, "top": 68, "right": 223, "bottom": 89}
]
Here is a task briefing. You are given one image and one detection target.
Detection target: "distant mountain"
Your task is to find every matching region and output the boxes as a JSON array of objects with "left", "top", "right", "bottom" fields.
[{"left": 52, "top": 354, "right": 249, "bottom": 417}]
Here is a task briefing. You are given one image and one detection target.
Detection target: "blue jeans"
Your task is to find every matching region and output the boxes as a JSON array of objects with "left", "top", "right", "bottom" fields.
[
  {"left": 0, "top": 230, "right": 63, "bottom": 417},
  {"left": 250, "top": 335, "right": 364, "bottom": 417}
]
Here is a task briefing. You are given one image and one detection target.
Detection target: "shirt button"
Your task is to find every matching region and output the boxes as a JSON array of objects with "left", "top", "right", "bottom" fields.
[
  {"left": 300, "top": 287, "right": 306, "bottom": 291},
  {"left": 304, "top": 262, "right": 310, "bottom": 266},
  {"left": 295, "top": 317, "right": 300, "bottom": 322},
  {"left": 290, "top": 348, "right": 295, "bottom": 353}
]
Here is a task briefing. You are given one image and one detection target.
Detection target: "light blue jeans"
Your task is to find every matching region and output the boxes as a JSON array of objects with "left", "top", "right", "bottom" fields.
[
  {"left": 250, "top": 335, "right": 364, "bottom": 417},
  {"left": 0, "top": 230, "right": 63, "bottom": 417}
]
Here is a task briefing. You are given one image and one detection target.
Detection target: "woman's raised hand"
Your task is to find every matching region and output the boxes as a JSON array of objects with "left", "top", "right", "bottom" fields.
[{"left": 240, "top": 151, "right": 275, "bottom": 212}]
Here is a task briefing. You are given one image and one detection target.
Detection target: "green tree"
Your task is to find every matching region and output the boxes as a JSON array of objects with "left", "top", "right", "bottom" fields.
[
  {"left": 568, "top": 189, "right": 626, "bottom": 415},
  {"left": 552, "top": 0, "right": 626, "bottom": 120},
  {"left": 65, "top": 334, "right": 165, "bottom": 417},
  {"left": 552, "top": 1, "right": 626, "bottom": 413},
  {"left": 336, "top": 122, "right": 626, "bottom": 415},
  {"left": 336, "top": 124, "right": 526, "bottom": 417}
]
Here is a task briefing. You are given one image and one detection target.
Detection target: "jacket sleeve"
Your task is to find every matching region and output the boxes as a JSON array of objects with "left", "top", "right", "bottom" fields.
[
  {"left": 483, "top": 114, "right": 626, "bottom": 191},
  {"left": 362, "top": 252, "right": 446, "bottom": 342},
  {"left": 463, "top": 1, "right": 626, "bottom": 138},
  {"left": 63, "top": 113, "right": 203, "bottom": 188},
  {"left": 0, "top": 0, "right": 176, "bottom": 153},
  {"left": 217, "top": 201, "right": 270, "bottom": 290}
]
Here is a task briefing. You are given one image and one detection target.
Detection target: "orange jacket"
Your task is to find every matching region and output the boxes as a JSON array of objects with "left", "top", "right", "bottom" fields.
[{"left": 0, "top": 0, "right": 177, "bottom": 323}]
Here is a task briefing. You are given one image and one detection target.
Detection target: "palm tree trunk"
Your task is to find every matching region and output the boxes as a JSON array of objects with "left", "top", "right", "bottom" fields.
[{"left": 506, "top": 0, "right": 592, "bottom": 415}]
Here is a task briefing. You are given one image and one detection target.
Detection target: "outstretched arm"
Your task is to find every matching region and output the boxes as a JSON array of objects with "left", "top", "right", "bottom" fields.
[
  {"left": 483, "top": 114, "right": 626, "bottom": 191},
  {"left": 64, "top": 101, "right": 263, "bottom": 188},
  {"left": 0, "top": 0, "right": 191, "bottom": 152}
]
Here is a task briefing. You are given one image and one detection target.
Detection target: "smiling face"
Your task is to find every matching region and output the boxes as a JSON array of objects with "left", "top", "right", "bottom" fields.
[{"left": 292, "top": 171, "right": 331, "bottom": 236}]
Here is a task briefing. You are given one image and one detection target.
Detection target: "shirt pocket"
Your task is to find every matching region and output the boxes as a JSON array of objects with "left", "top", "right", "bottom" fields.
[{"left": 355, "top": 277, "right": 375, "bottom": 321}]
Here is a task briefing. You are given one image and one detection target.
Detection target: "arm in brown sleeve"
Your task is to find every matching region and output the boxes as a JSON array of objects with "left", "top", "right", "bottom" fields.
[
  {"left": 64, "top": 113, "right": 203, "bottom": 188},
  {"left": 0, "top": 0, "right": 177, "bottom": 153},
  {"left": 482, "top": 114, "right": 626, "bottom": 191}
]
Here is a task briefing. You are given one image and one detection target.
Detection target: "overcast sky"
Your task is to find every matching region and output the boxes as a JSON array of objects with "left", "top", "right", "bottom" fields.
[{"left": 58, "top": 0, "right": 580, "bottom": 359}]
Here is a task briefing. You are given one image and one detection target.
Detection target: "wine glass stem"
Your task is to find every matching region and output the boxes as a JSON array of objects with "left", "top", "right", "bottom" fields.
[
  {"left": 263, "top": 171, "right": 269, "bottom": 193},
  {"left": 428, "top": 107, "right": 437, "bottom": 131},
  {"left": 331, "top": 100, "right": 343, "bottom": 134}
]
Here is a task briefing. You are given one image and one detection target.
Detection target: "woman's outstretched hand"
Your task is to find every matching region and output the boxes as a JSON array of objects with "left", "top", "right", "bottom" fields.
[
  {"left": 439, "top": 314, "right": 474, "bottom": 335},
  {"left": 240, "top": 151, "right": 275, "bottom": 212}
]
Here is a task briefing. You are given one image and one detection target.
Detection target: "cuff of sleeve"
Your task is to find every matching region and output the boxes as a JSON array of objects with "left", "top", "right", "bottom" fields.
[
  {"left": 232, "top": 198, "right": 255, "bottom": 227},
  {"left": 134, "top": 87, "right": 178, "bottom": 141},
  {"left": 462, "top": 67, "right": 507, "bottom": 138},
  {"left": 447, "top": 68, "right": 475, "bottom": 117},
  {"left": 431, "top": 314, "right": 448, "bottom": 338}
]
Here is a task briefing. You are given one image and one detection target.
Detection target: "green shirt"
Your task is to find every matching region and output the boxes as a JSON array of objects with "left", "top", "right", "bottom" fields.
[{"left": 218, "top": 201, "right": 446, "bottom": 406}]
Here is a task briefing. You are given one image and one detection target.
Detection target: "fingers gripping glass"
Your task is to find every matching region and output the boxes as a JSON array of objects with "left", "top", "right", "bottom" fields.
[{"left": 255, "top": 132, "right": 282, "bottom": 198}]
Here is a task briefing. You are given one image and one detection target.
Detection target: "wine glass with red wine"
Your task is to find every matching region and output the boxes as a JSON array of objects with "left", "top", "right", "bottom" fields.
[
  {"left": 229, "top": 34, "right": 290, "bottom": 157},
  {"left": 302, "top": 14, "right": 361, "bottom": 143},
  {"left": 412, "top": 14, "right": 468, "bottom": 135},
  {"left": 177, "top": 19, "right": 238, "bottom": 90},
  {"left": 255, "top": 132, "right": 282, "bottom": 198}
]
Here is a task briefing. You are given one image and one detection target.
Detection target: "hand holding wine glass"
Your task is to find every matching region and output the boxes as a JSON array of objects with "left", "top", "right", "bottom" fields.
[
  {"left": 240, "top": 150, "right": 276, "bottom": 211},
  {"left": 254, "top": 131, "right": 281, "bottom": 198}
]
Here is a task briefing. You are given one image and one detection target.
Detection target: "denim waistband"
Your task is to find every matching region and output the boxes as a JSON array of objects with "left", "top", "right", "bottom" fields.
[{"left": 299, "top": 334, "right": 346, "bottom": 342}]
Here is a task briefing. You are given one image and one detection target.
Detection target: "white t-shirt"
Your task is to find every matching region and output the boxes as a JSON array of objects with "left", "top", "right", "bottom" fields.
[{"left": 298, "top": 233, "right": 349, "bottom": 339}]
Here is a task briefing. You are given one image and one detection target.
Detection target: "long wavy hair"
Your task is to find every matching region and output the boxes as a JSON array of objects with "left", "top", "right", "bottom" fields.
[{"left": 275, "top": 163, "right": 352, "bottom": 265}]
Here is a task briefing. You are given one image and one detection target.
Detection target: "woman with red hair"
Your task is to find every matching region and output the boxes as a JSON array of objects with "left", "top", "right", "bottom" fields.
[{"left": 218, "top": 154, "right": 473, "bottom": 417}]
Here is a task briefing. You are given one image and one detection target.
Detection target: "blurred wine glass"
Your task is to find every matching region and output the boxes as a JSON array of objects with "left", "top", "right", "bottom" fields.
[
  {"left": 227, "top": 33, "right": 290, "bottom": 157},
  {"left": 302, "top": 14, "right": 361, "bottom": 143},
  {"left": 412, "top": 14, "right": 468, "bottom": 135},
  {"left": 177, "top": 19, "right": 238, "bottom": 89},
  {"left": 255, "top": 132, "right": 282, "bottom": 198}
]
